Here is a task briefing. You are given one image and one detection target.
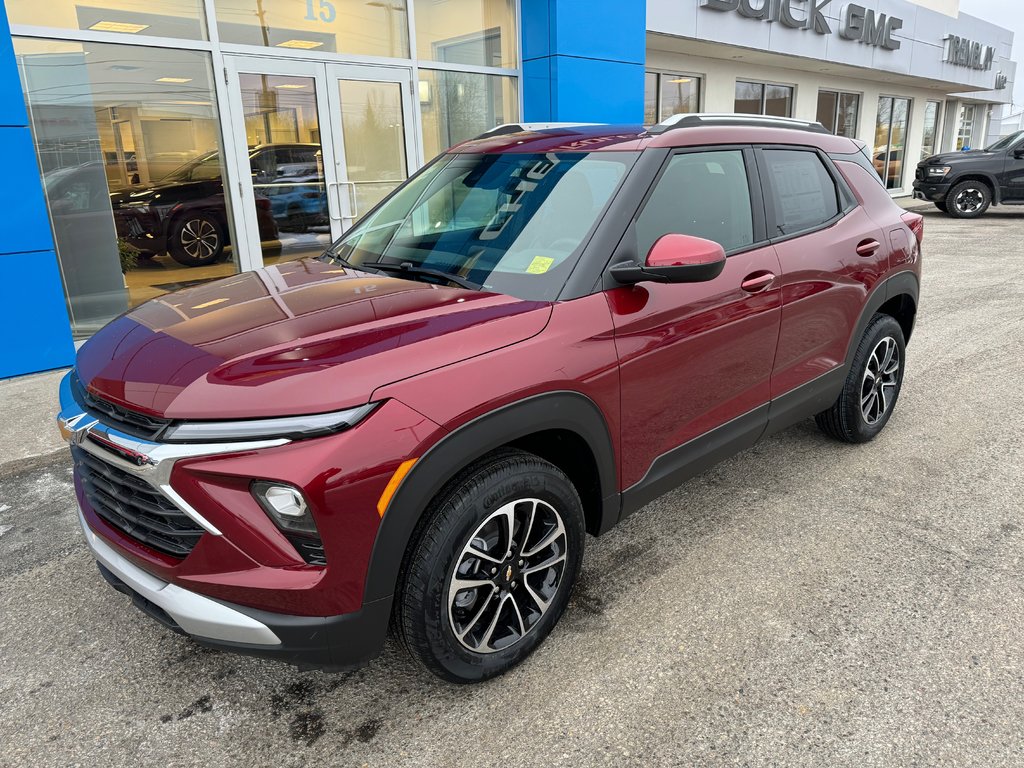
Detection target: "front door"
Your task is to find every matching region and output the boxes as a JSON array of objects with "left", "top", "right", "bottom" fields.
[
  {"left": 223, "top": 56, "right": 416, "bottom": 271},
  {"left": 611, "top": 147, "right": 782, "bottom": 493},
  {"left": 999, "top": 138, "right": 1024, "bottom": 201}
]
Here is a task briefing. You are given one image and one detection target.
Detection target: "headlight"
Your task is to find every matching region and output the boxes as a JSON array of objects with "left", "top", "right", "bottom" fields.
[
  {"left": 926, "top": 166, "right": 951, "bottom": 177},
  {"left": 161, "top": 403, "right": 376, "bottom": 443}
]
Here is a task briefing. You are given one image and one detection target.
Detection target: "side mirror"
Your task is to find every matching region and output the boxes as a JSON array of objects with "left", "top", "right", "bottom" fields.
[
  {"left": 1013, "top": 147, "right": 1024, "bottom": 159},
  {"left": 610, "top": 234, "right": 727, "bottom": 285}
]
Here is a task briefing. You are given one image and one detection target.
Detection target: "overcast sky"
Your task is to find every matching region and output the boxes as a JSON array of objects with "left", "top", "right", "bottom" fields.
[{"left": 959, "top": 0, "right": 1023, "bottom": 114}]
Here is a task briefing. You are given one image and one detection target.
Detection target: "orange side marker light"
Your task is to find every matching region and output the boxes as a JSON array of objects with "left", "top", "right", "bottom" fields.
[{"left": 377, "top": 458, "right": 417, "bottom": 517}]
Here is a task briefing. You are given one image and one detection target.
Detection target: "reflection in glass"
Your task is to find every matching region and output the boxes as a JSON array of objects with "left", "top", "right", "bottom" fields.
[
  {"left": 957, "top": 104, "right": 976, "bottom": 150},
  {"left": 816, "top": 90, "right": 838, "bottom": 132},
  {"left": 735, "top": 81, "right": 763, "bottom": 115},
  {"left": 238, "top": 74, "right": 331, "bottom": 267},
  {"left": 419, "top": 70, "right": 518, "bottom": 160},
  {"left": 817, "top": 90, "right": 860, "bottom": 137},
  {"left": 14, "top": 39, "right": 234, "bottom": 337},
  {"left": 644, "top": 72, "right": 658, "bottom": 126},
  {"left": 660, "top": 74, "right": 700, "bottom": 120},
  {"left": 7, "top": 0, "right": 207, "bottom": 39},
  {"left": 337, "top": 80, "right": 408, "bottom": 217},
  {"left": 874, "top": 96, "right": 911, "bottom": 190},
  {"left": 921, "top": 101, "right": 941, "bottom": 159},
  {"left": 764, "top": 84, "right": 793, "bottom": 117},
  {"left": 414, "top": 0, "right": 516, "bottom": 67},
  {"left": 215, "top": 0, "right": 409, "bottom": 57}
]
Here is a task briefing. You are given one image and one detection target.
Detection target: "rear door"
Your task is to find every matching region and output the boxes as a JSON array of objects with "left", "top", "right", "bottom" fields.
[
  {"left": 757, "top": 146, "right": 888, "bottom": 399},
  {"left": 610, "top": 147, "right": 782, "bottom": 494}
]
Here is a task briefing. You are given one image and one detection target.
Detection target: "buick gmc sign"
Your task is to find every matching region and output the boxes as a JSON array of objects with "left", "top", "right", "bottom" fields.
[{"left": 701, "top": 0, "right": 904, "bottom": 51}]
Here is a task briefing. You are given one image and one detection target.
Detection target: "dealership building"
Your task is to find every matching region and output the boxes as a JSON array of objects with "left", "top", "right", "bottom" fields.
[{"left": 0, "top": 0, "right": 1016, "bottom": 378}]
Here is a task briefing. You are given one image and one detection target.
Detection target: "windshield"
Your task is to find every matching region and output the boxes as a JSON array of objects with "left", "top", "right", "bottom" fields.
[
  {"left": 326, "top": 151, "right": 638, "bottom": 301},
  {"left": 161, "top": 151, "right": 222, "bottom": 183},
  {"left": 985, "top": 130, "right": 1024, "bottom": 152}
]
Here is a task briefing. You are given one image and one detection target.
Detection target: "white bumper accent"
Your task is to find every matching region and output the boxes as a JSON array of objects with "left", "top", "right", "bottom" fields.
[{"left": 79, "top": 510, "right": 281, "bottom": 646}]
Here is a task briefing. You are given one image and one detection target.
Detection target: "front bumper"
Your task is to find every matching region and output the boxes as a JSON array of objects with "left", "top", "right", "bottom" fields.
[
  {"left": 912, "top": 178, "right": 952, "bottom": 201},
  {"left": 80, "top": 504, "right": 392, "bottom": 670}
]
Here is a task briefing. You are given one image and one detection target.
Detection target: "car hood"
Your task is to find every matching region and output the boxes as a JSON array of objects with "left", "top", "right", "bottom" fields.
[
  {"left": 76, "top": 259, "right": 552, "bottom": 419},
  {"left": 109, "top": 180, "right": 206, "bottom": 207},
  {"left": 921, "top": 150, "right": 994, "bottom": 165}
]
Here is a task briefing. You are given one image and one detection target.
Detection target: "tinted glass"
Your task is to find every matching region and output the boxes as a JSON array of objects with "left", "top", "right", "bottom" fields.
[
  {"left": 921, "top": 101, "right": 940, "bottom": 159},
  {"left": 644, "top": 72, "right": 658, "bottom": 126},
  {"left": 636, "top": 150, "right": 754, "bottom": 256},
  {"left": 414, "top": 0, "right": 517, "bottom": 68},
  {"left": 329, "top": 152, "right": 637, "bottom": 301},
  {"left": 763, "top": 150, "right": 840, "bottom": 234},
  {"left": 837, "top": 92, "right": 860, "bottom": 138},
  {"left": 764, "top": 84, "right": 793, "bottom": 117},
  {"left": 419, "top": 70, "right": 518, "bottom": 160},
  {"left": 216, "top": 0, "right": 409, "bottom": 57},
  {"left": 8, "top": 0, "right": 206, "bottom": 39},
  {"left": 735, "top": 81, "right": 763, "bottom": 115},
  {"left": 817, "top": 90, "right": 839, "bottom": 133},
  {"left": 660, "top": 74, "right": 700, "bottom": 120}
]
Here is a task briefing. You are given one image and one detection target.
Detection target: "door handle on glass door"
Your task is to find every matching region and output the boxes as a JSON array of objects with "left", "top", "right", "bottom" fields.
[
  {"left": 325, "top": 181, "right": 342, "bottom": 221},
  {"left": 740, "top": 271, "right": 775, "bottom": 293},
  {"left": 856, "top": 239, "right": 881, "bottom": 257}
]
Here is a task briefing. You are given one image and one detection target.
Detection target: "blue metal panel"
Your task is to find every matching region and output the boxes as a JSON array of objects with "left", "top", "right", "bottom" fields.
[
  {"left": 521, "top": 0, "right": 645, "bottom": 125},
  {"left": 0, "top": 128, "right": 56, "bottom": 256},
  {"left": 0, "top": 1, "right": 28, "bottom": 127},
  {"left": 0, "top": 250, "right": 76, "bottom": 378}
]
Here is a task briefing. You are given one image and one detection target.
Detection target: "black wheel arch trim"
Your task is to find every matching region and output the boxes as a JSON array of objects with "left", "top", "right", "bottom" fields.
[
  {"left": 361, "top": 391, "right": 619, "bottom": 604},
  {"left": 845, "top": 271, "right": 919, "bottom": 369}
]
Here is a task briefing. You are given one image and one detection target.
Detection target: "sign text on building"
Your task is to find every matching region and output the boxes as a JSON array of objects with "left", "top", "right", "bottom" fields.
[
  {"left": 700, "top": 0, "right": 903, "bottom": 51},
  {"left": 944, "top": 35, "right": 995, "bottom": 71}
]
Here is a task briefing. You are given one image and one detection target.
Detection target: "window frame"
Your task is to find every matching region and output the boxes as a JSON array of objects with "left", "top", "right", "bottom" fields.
[
  {"left": 644, "top": 69, "right": 704, "bottom": 126},
  {"left": 816, "top": 89, "right": 861, "bottom": 138},
  {"left": 735, "top": 80, "right": 795, "bottom": 118},
  {"left": 753, "top": 144, "right": 857, "bottom": 245}
]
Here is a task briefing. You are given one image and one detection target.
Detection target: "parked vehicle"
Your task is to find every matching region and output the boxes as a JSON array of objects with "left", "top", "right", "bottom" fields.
[
  {"left": 913, "top": 130, "right": 1024, "bottom": 217},
  {"left": 110, "top": 143, "right": 325, "bottom": 267},
  {"left": 58, "top": 116, "right": 923, "bottom": 683}
]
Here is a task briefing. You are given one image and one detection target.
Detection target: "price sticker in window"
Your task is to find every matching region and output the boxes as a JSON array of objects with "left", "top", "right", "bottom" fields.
[{"left": 526, "top": 256, "right": 555, "bottom": 274}]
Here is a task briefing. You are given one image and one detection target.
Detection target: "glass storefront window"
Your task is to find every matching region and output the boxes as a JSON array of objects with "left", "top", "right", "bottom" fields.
[
  {"left": 215, "top": 0, "right": 410, "bottom": 57},
  {"left": 414, "top": 0, "right": 517, "bottom": 68},
  {"left": 957, "top": 104, "right": 977, "bottom": 150},
  {"left": 816, "top": 90, "right": 860, "bottom": 138},
  {"left": 419, "top": 69, "right": 518, "bottom": 160},
  {"left": 644, "top": 72, "right": 701, "bottom": 125},
  {"left": 7, "top": 0, "right": 207, "bottom": 40},
  {"left": 874, "top": 96, "right": 911, "bottom": 190},
  {"left": 14, "top": 38, "right": 236, "bottom": 337},
  {"left": 735, "top": 81, "right": 793, "bottom": 117},
  {"left": 921, "top": 101, "right": 942, "bottom": 159}
]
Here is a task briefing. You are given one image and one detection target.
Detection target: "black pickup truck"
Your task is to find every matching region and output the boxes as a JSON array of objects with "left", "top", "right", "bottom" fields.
[{"left": 913, "top": 130, "right": 1024, "bottom": 218}]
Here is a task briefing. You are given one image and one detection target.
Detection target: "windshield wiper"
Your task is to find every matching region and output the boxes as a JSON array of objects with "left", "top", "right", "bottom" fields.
[{"left": 361, "top": 261, "right": 482, "bottom": 291}]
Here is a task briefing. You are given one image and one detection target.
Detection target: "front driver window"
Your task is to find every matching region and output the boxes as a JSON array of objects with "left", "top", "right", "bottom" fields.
[{"left": 635, "top": 150, "right": 755, "bottom": 257}]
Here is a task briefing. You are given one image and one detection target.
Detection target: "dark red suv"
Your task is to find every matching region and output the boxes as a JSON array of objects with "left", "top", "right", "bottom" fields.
[{"left": 58, "top": 116, "right": 923, "bottom": 683}]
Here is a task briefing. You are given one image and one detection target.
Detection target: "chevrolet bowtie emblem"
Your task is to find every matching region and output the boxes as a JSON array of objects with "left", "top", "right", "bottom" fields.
[{"left": 505, "top": 565, "right": 513, "bottom": 582}]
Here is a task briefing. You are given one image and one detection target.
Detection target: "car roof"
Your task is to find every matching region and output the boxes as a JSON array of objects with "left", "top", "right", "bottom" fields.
[{"left": 453, "top": 118, "right": 862, "bottom": 155}]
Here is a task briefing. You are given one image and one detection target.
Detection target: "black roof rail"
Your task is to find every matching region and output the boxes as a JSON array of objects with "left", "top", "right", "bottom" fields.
[{"left": 649, "top": 113, "right": 830, "bottom": 136}]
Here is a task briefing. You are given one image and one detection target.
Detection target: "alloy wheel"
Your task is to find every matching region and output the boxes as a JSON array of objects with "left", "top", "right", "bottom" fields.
[
  {"left": 953, "top": 187, "right": 985, "bottom": 214},
  {"left": 179, "top": 218, "right": 220, "bottom": 260},
  {"left": 860, "top": 336, "right": 900, "bottom": 425},
  {"left": 447, "top": 498, "right": 568, "bottom": 654}
]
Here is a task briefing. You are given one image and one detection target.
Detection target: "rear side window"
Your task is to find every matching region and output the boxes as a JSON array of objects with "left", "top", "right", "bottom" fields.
[
  {"left": 762, "top": 149, "right": 840, "bottom": 234},
  {"left": 635, "top": 149, "right": 755, "bottom": 256}
]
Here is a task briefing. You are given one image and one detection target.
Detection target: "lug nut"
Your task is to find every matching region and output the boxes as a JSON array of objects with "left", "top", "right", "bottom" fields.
[
  {"left": 511, "top": 580, "right": 517, "bottom": 588},
  {"left": 491, "top": 567, "right": 497, "bottom": 575},
  {"left": 518, "top": 559, "right": 524, "bottom": 566}
]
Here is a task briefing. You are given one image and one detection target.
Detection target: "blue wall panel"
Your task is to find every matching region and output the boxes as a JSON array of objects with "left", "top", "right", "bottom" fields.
[
  {"left": 0, "top": 2, "right": 75, "bottom": 378},
  {"left": 521, "top": 0, "right": 646, "bottom": 125}
]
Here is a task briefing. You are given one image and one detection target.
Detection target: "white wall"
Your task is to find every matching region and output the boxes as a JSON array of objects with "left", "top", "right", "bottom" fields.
[
  {"left": 904, "top": 0, "right": 960, "bottom": 17},
  {"left": 647, "top": 46, "right": 961, "bottom": 191}
]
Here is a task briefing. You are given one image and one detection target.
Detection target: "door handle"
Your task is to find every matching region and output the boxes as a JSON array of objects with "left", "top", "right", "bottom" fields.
[
  {"left": 856, "top": 239, "right": 881, "bottom": 257},
  {"left": 740, "top": 271, "right": 775, "bottom": 293},
  {"left": 325, "top": 181, "right": 342, "bottom": 221}
]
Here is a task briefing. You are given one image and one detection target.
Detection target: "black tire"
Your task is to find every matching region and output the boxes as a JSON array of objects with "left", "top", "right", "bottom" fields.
[
  {"left": 934, "top": 200, "right": 948, "bottom": 213},
  {"left": 945, "top": 180, "right": 991, "bottom": 218},
  {"left": 168, "top": 212, "right": 224, "bottom": 267},
  {"left": 815, "top": 313, "right": 906, "bottom": 444},
  {"left": 396, "top": 449, "right": 585, "bottom": 683}
]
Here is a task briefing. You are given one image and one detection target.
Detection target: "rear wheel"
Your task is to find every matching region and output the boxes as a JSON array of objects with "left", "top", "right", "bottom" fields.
[
  {"left": 396, "top": 449, "right": 584, "bottom": 683},
  {"left": 168, "top": 212, "right": 224, "bottom": 267},
  {"left": 816, "top": 313, "right": 906, "bottom": 443},
  {"left": 946, "top": 180, "right": 991, "bottom": 218}
]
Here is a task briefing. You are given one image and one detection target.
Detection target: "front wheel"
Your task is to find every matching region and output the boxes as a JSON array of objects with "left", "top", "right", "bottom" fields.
[
  {"left": 168, "top": 212, "right": 225, "bottom": 267},
  {"left": 396, "top": 449, "right": 585, "bottom": 683},
  {"left": 816, "top": 313, "right": 906, "bottom": 443},
  {"left": 946, "top": 180, "right": 991, "bottom": 218}
]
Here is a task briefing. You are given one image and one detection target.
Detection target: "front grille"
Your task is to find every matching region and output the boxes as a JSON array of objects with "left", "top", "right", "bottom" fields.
[
  {"left": 71, "top": 373, "right": 171, "bottom": 441},
  {"left": 72, "top": 445, "right": 204, "bottom": 558}
]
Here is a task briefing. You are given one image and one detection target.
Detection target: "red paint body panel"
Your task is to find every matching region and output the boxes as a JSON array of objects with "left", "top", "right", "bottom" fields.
[{"left": 609, "top": 245, "right": 783, "bottom": 488}]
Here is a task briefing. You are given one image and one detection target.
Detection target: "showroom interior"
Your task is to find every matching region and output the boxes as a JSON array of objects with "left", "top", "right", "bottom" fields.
[{"left": 0, "top": 0, "right": 1014, "bottom": 378}]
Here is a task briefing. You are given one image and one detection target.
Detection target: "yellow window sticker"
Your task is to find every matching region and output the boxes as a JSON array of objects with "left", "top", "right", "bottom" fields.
[{"left": 526, "top": 256, "right": 555, "bottom": 274}]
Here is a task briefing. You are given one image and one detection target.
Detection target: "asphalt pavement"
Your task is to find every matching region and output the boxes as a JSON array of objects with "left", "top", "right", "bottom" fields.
[{"left": 1, "top": 205, "right": 1023, "bottom": 767}]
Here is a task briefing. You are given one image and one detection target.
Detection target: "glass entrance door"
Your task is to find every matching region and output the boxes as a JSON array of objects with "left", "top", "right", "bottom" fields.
[{"left": 223, "top": 56, "right": 415, "bottom": 271}]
